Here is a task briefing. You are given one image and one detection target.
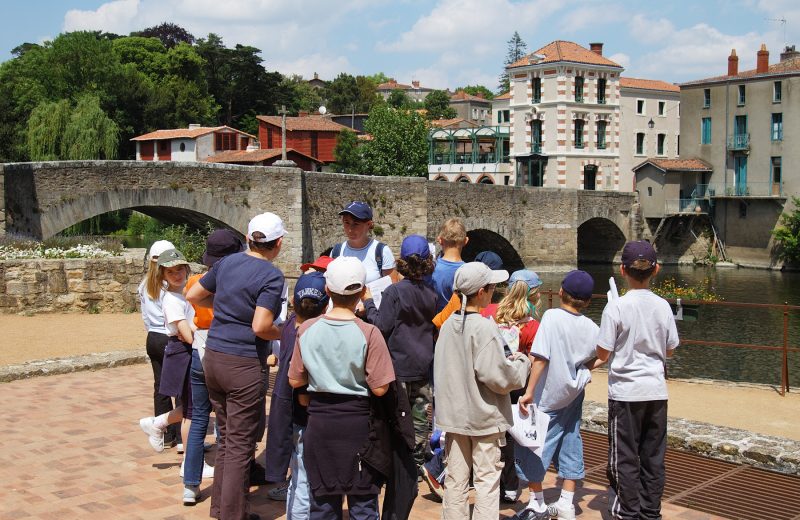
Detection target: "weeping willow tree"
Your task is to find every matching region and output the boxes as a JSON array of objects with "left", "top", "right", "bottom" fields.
[
  {"left": 26, "top": 99, "right": 71, "bottom": 160},
  {"left": 26, "top": 94, "right": 119, "bottom": 160}
]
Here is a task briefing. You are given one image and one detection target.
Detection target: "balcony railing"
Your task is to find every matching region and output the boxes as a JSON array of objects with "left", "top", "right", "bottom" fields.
[
  {"left": 665, "top": 198, "right": 710, "bottom": 215},
  {"left": 727, "top": 133, "right": 750, "bottom": 150},
  {"left": 431, "top": 152, "right": 506, "bottom": 165},
  {"left": 695, "top": 182, "right": 784, "bottom": 198}
]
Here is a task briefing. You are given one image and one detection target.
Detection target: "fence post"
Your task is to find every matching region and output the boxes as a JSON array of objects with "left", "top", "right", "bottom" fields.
[{"left": 783, "top": 302, "right": 790, "bottom": 396}]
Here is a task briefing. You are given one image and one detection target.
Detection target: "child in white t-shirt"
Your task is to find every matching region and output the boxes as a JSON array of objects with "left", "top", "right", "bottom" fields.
[{"left": 514, "top": 270, "right": 601, "bottom": 520}]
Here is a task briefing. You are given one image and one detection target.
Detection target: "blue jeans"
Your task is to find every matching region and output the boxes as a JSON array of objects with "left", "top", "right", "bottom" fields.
[
  {"left": 515, "top": 392, "right": 586, "bottom": 483},
  {"left": 184, "top": 348, "right": 211, "bottom": 487},
  {"left": 287, "top": 425, "right": 310, "bottom": 519}
]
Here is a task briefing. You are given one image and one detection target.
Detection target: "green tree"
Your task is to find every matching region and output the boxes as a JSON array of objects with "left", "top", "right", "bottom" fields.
[
  {"left": 112, "top": 36, "right": 167, "bottom": 78},
  {"left": 332, "top": 129, "right": 364, "bottom": 174},
  {"left": 355, "top": 75, "right": 380, "bottom": 113},
  {"left": 362, "top": 104, "right": 428, "bottom": 177},
  {"left": 325, "top": 72, "right": 360, "bottom": 114},
  {"left": 282, "top": 74, "right": 325, "bottom": 114},
  {"left": 498, "top": 31, "right": 528, "bottom": 93},
  {"left": 459, "top": 84, "right": 495, "bottom": 100},
  {"left": 423, "top": 90, "right": 456, "bottom": 120},
  {"left": 387, "top": 88, "right": 412, "bottom": 108},
  {"left": 365, "top": 72, "right": 390, "bottom": 85},
  {"left": 773, "top": 197, "right": 800, "bottom": 263},
  {"left": 133, "top": 22, "right": 195, "bottom": 49},
  {"left": 26, "top": 99, "right": 71, "bottom": 160}
]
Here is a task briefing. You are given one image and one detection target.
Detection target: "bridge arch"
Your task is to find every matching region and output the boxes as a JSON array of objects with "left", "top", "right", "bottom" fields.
[
  {"left": 577, "top": 217, "right": 627, "bottom": 263},
  {"left": 462, "top": 228, "right": 525, "bottom": 273},
  {"left": 37, "top": 189, "right": 248, "bottom": 240}
]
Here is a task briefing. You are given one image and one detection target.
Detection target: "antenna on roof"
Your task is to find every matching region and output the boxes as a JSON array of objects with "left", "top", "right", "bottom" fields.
[{"left": 766, "top": 17, "right": 788, "bottom": 47}]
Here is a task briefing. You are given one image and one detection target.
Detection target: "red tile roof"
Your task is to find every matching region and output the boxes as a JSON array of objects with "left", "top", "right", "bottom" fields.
[
  {"left": 508, "top": 40, "right": 622, "bottom": 69},
  {"left": 620, "top": 77, "right": 680, "bottom": 92},
  {"left": 256, "top": 115, "right": 350, "bottom": 132},
  {"left": 450, "top": 90, "right": 490, "bottom": 103},
  {"left": 429, "top": 118, "right": 478, "bottom": 128},
  {"left": 131, "top": 126, "right": 255, "bottom": 141},
  {"left": 206, "top": 148, "right": 321, "bottom": 164},
  {"left": 681, "top": 56, "right": 800, "bottom": 85},
  {"left": 377, "top": 79, "right": 413, "bottom": 90},
  {"left": 634, "top": 158, "right": 712, "bottom": 172},
  {"left": 494, "top": 92, "right": 511, "bottom": 100}
]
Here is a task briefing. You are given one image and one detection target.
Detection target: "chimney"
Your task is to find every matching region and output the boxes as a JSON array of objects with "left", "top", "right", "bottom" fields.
[
  {"left": 188, "top": 123, "right": 201, "bottom": 129},
  {"left": 780, "top": 45, "right": 800, "bottom": 62},
  {"left": 298, "top": 111, "right": 309, "bottom": 117},
  {"left": 756, "top": 43, "right": 769, "bottom": 73},
  {"left": 727, "top": 49, "right": 738, "bottom": 76},
  {"left": 589, "top": 42, "right": 603, "bottom": 55},
  {"left": 313, "top": 72, "right": 319, "bottom": 80},
  {"left": 412, "top": 80, "right": 420, "bottom": 88}
]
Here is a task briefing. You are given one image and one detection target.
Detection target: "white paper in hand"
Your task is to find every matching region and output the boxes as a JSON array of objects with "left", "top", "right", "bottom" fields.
[
  {"left": 365, "top": 275, "right": 392, "bottom": 309},
  {"left": 607, "top": 276, "right": 619, "bottom": 302},
  {"left": 510, "top": 403, "right": 549, "bottom": 452}
]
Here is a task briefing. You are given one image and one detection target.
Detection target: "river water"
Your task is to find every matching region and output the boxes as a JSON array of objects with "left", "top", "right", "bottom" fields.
[{"left": 530, "top": 264, "right": 800, "bottom": 388}]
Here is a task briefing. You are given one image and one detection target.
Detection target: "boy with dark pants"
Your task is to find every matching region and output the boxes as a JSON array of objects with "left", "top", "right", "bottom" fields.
[{"left": 596, "top": 241, "right": 679, "bottom": 520}]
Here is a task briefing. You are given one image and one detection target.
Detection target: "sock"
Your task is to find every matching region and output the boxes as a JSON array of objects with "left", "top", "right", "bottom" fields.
[
  {"left": 528, "top": 490, "right": 546, "bottom": 512},
  {"left": 153, "top": 413, "right": 169, "bottom": 430},
  {"left": 558, "top": 489, "right": 575, "bottom": 507}
]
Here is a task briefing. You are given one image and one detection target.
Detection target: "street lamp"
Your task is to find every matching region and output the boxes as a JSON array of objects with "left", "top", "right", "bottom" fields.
[{"left": 648, "top": 118, "right": 655, "bottom": 129}]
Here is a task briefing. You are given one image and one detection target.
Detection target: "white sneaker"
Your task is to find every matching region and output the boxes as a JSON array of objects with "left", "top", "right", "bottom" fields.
[
  {"left": 139, "top": 417, "right": 165, "bottom": 453},
  {"left": 546, "top": 501, "right": 576, "bottom": 520},
  {"left": 183, "top": 485, "right": 200, "bottom": 505},
  {"left": 179, "top": 461, "right": 215, "bottom": 479},
  {"left": 176, "top": 443, "right": 184, "bottom": 454}
]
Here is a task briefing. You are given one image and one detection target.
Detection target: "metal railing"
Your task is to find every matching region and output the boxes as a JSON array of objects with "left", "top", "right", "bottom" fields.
[
  {"left": 665, "top": 198, "right": 710, "bottom": 214},
  {"left": 695, "top": 182, "right": 783, "bottom": 198},
  {"left": 540, "top": 290, "right": 799, "bottom": 396},
  {"left": 727, "top": 133, "right": 750, "bottom": 150},
  {"left": 430, "top": 152, "right": 503, "bottom": 165}
]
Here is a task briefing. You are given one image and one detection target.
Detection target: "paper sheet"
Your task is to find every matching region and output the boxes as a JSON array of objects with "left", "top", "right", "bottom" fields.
[{"left": 366, "top": 275, "right": 393, "bottom": 309}]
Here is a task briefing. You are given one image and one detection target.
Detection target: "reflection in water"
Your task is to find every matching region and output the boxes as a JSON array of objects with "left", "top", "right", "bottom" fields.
[{"left": 529, "top": 264, "right": 800, "bottom": 387}]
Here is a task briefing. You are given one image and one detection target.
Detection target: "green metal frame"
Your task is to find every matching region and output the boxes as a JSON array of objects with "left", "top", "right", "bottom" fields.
[{"left": 428, "top": 126, "right": 510, "bottom": 165}]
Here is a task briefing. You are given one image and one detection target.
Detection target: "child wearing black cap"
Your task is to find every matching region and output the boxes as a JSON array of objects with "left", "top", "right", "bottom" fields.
[
  {"left": 596, "top": 240, "right": 679, "bottom": 520},
  {"left": 514, "top": 270, "right": 601, "bottom": 520}
]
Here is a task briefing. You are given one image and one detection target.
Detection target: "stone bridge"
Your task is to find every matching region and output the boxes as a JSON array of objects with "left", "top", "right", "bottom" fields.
[{"left": 0, "top": 161, "right": 641, "bottom": 273}]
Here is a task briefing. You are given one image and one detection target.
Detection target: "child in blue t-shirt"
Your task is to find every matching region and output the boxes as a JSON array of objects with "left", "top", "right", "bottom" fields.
[{"left": 514, "top": 270, "right": 601, "bottom": 520}]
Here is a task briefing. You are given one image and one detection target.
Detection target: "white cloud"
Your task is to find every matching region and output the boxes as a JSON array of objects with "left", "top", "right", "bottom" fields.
[
  {"left": 629, "top": 14, "right": 675, "bottom": 43},
  {"left": 63, "top": 0, "right": 141, "bottom": 34},
  {"left": 559, "top": 5, "right": 621, "bottom": 34},
  {"left": 271, "top": 53, "right": 352, "bottom": 81},
  {"left": 609, "top": 52, "right": 631, "bottom": 71}
]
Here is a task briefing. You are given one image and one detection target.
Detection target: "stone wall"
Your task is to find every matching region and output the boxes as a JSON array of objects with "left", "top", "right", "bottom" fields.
[{"left": 0, "top": 253, "right": 146, "bottom": 314}]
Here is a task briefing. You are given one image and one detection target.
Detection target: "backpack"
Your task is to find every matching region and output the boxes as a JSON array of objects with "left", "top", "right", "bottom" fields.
[
  {"left": 497, "top": 318, "right": 532, "bottom": 354},
  {"left": 331, "top": 240, "right": 386, "bottom": 274}
]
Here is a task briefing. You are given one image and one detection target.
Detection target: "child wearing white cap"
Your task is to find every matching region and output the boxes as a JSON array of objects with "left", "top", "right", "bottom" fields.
[{"left": 433, "top": 262, "right": 530, "bottom": 520}]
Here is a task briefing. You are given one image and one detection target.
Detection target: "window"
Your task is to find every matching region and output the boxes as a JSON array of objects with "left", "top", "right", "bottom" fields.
[
  {"left": 737, "top": 85, "right": 746, "bottom": 106},
  {"left": 215, "top": 132, "right": 236, "bottom": 151},
  {"left": 701, "top": 117, "right": 712, "bottom": 144},
  {"left": 575, "top": 76, "right": 584, "bottom": 102},
  {"left": 703, "top": 88, "right": 711, "bottom": 108},
  {"left": 179, "top": 142, "right": 186, "bottom": 152},
  {"left": 647, "top": 186, "right": 653, "bottom": 197},
  {"left": 677, "top": 135, "right": 680, "bottom": 155},
  {"left": 772, "top": 157, "right": 782, "bottom": 186},
  {"left": 574, "top": 119, "right": 584, "bottom": 148},
  {"left": 772, "top": 113, "right": 783, "bottom": 141},
  {"left": 774, "top": 81, "right": 782, "bottom": 103},
  {"left": 597, "top": 78, "right": 606, "bottom": 104},
  {"left": 658, "top": 101, "right": 665, "bottom": 116},
  {"left": 310, "top": 131, "right": 318, "bottom": 158},
  {"left": 636, "top": 99, "right": 645, "bottom": 114},
  {"left": 532, "top": 77, "right": 541, "bottom": 103},
  {"left": 657, "top": 134, "right": 666, "bottom": 155},
  {"left": 596, "top": 121, "right": 607, "bottom": 149},
  {"left": 635, "top": 132, "right": 645, "bottom": 155},
  {"left": 497, "top": 110, "right": 510, "bottom": 124},
  {"left": 267, "top": 127, "right": 273, "bottom": 148},
  {"left": 531, "top": 120, "right": 542, "bottom": 151}
]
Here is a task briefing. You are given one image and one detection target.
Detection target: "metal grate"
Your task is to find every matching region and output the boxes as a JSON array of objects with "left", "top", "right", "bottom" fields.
[{"left": 582, "top": 430, "right": 800, "bottom": 520}]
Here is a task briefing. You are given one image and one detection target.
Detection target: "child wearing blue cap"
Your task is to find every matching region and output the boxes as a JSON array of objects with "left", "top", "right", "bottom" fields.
[
  {"left": 514, "top": 270, "right": 602, "bottom": 520},
  {"left": 332, "top": 201, "right": 397, "bottom": 284},
  {"left": 596, "top": 241, "right": 679, "bottom": 520}
]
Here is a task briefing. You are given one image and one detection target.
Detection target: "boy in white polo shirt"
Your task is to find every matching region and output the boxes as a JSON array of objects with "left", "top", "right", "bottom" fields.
[{"left": 596, "top": 241, "right": 679, "bottom": 520}]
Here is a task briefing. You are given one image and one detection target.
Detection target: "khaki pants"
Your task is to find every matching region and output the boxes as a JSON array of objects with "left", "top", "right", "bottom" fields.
[{"left": 442, "top": 432, "right": 504, "bottom": 520}]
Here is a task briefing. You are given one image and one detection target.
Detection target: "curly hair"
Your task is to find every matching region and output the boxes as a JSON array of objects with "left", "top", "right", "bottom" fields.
[
  {"left": 396, "top": 255, "right": 435, "bottom": 280},
  {"left": 495, "top": 281, "right": 541, "bottom": 324}
]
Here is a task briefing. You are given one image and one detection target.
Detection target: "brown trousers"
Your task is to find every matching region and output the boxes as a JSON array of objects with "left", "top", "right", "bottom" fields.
[{"left": 204, "top": 348, "right": 267, "bottom": 520}]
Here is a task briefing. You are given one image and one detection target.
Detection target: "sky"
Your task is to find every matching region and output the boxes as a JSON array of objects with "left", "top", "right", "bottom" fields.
[{"left": 1, "top": 0, "right": 798, "bottom": 90}]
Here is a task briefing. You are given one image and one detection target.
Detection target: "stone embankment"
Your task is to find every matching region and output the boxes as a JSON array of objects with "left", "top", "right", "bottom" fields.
[
  {"left": 0, "top": 252, "right": 146, "bottom": 314},
  {"left": 583, "top": 400, "right": 800, "bottom": 476}
]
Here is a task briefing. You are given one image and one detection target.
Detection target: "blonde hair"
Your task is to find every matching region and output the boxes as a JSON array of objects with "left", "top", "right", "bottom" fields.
[
  {"left": 144, "top": 260, "right": 162, "bottom": 300},
  {"left": 437, "top": 218, "right": 467, "bottom": 247},
  {"left": 495, "top": 281, "right": 541, "bottom": 324},
  {"left": 156, "top": 264, "right": 190, "bottom": 292}
]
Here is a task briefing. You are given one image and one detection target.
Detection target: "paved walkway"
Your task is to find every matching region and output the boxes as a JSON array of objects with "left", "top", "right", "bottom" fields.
[{"left": 1, "top": 364, "right": 727, "bottom": 519}]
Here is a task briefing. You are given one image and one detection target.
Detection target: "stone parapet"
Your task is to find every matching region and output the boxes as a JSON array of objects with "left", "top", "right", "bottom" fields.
[
  {"left": 583, "top": 400, "right": 800, "bottom": 475},
  {"left": 0, "top": 349, "right": 147, "bottom": 382}
]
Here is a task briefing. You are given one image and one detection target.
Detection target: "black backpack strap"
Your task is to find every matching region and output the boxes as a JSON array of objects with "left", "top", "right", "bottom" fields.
[
  {"left": 331, "top": 241, "right": 344, "bottom": 258},
  {"left": 374, "top": 241, "right": 386, "bottom": 274}
]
